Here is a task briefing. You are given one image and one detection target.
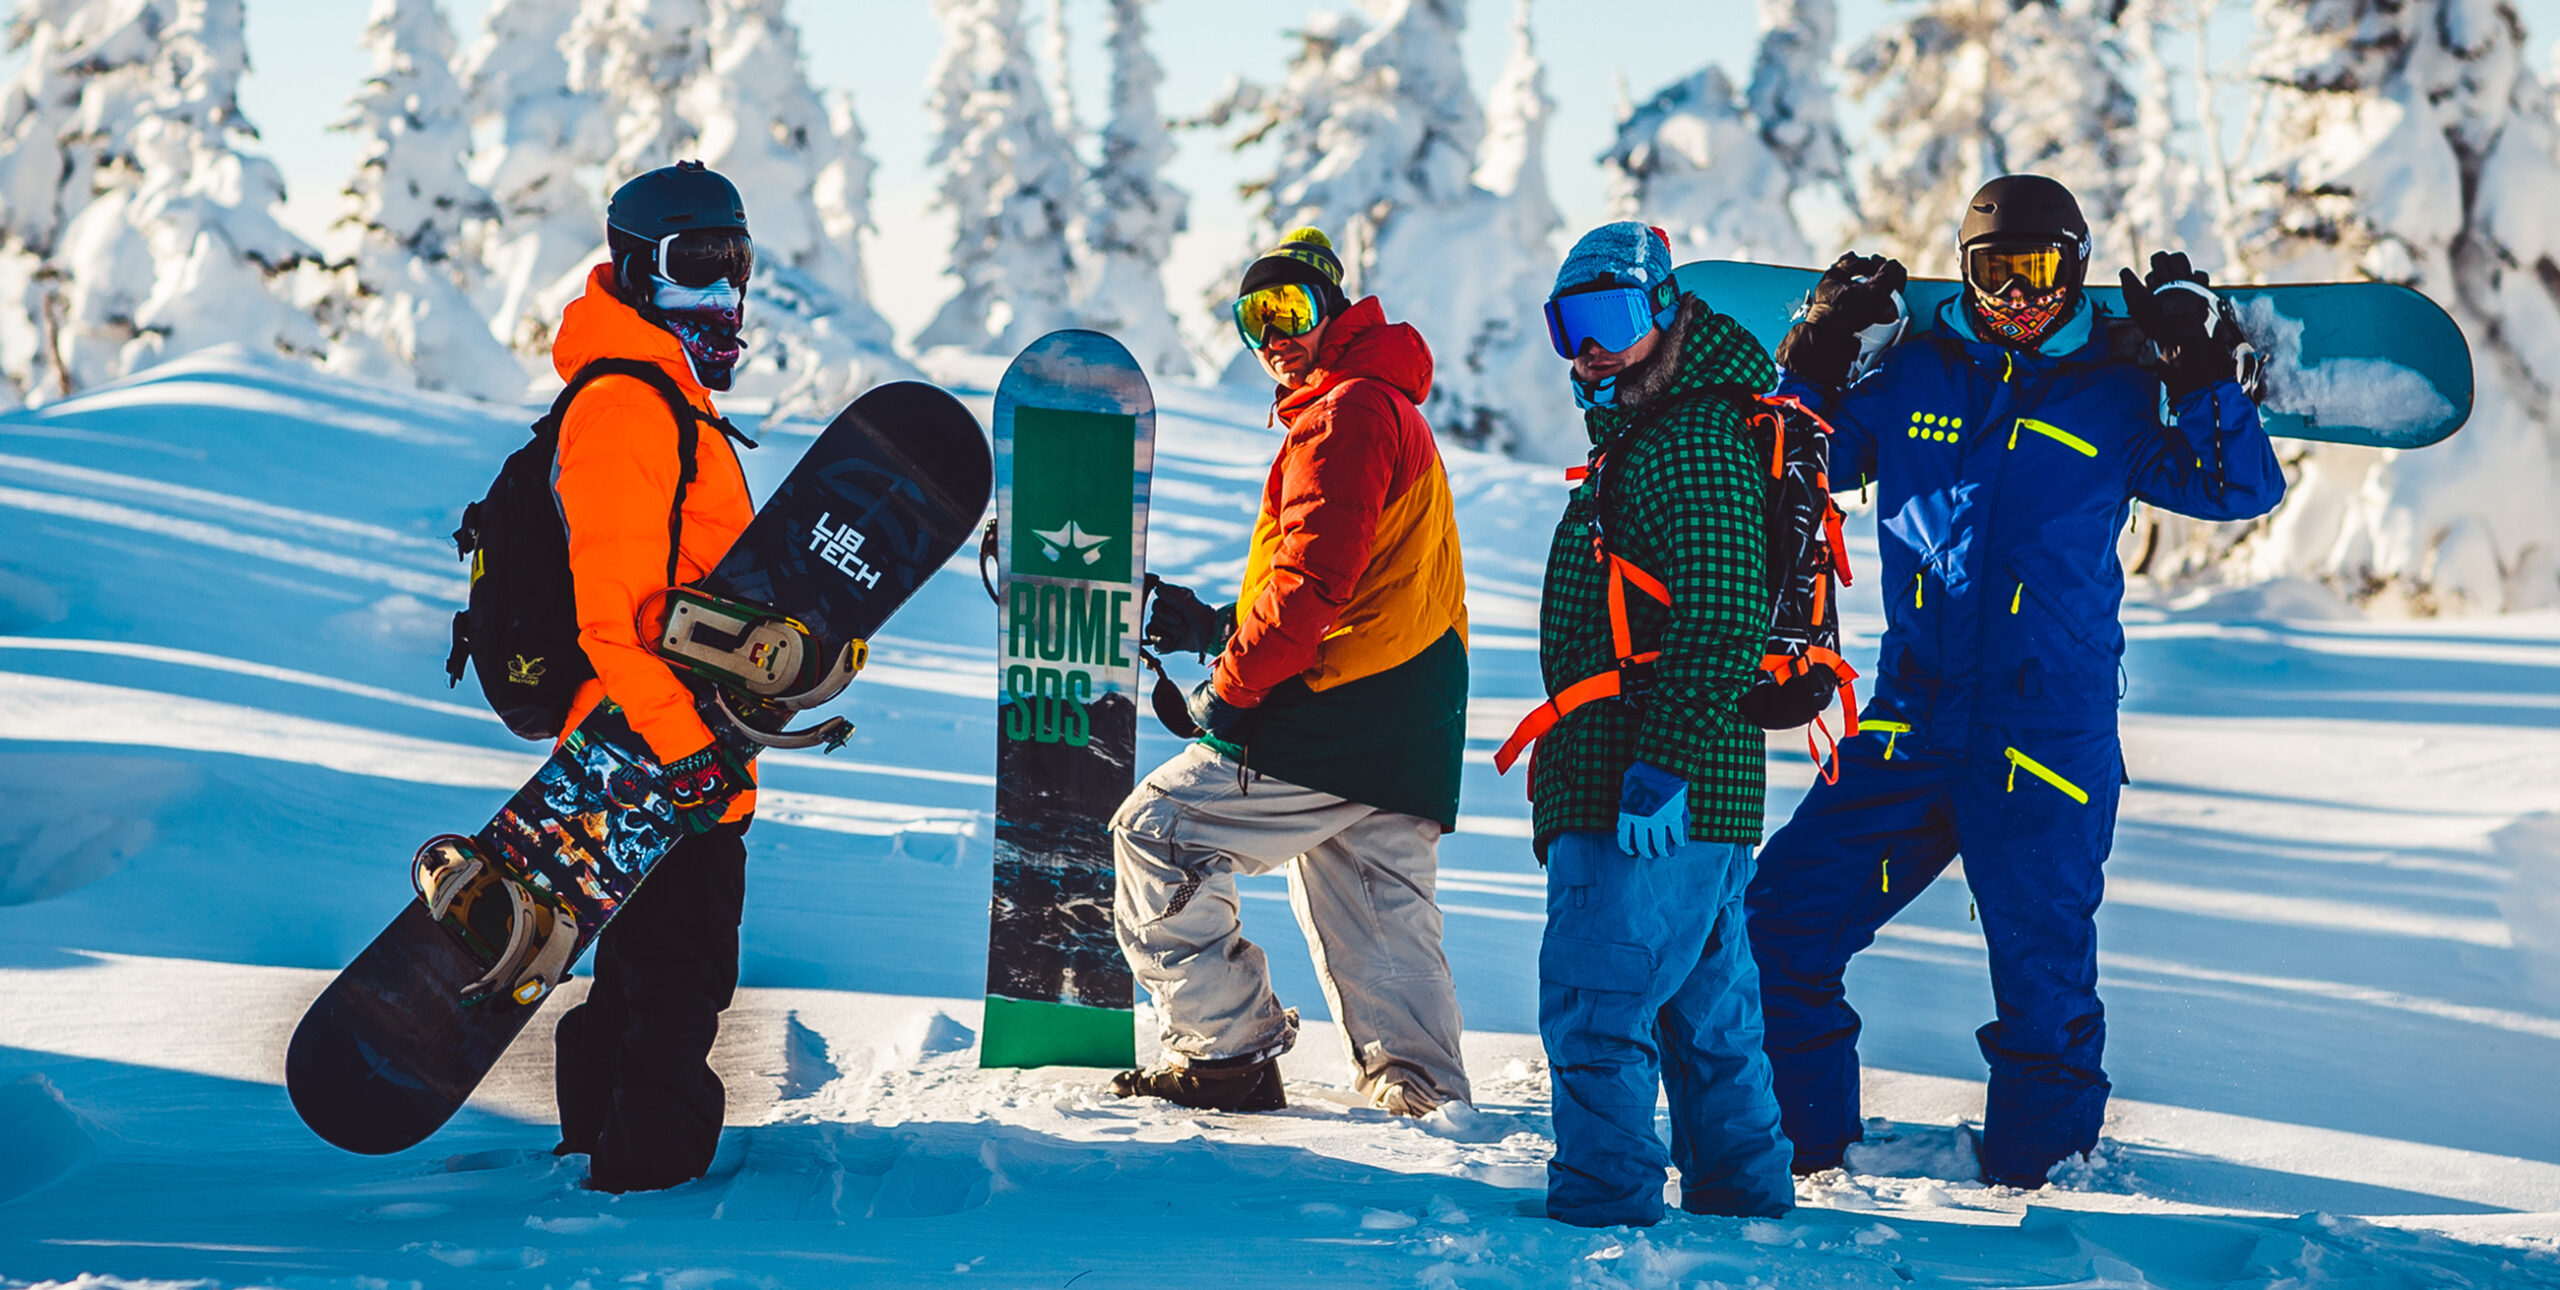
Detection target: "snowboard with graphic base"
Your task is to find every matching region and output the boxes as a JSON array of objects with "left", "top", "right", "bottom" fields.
[
  {"left": 287, "top": 381, "right": 991, "bottom": 1155},
  {"left": 1674, "top": 260, "right": 2473, "bottom": 450},
  {"left": 980, "top": 331, "right": 1152, "bottom": 1069}
]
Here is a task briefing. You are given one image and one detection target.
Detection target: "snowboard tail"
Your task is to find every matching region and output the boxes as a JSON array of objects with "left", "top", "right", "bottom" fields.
[
  {"left": 982, "top": 332, "right": 1155, "bottom": 1070},
  {"left": 1673, "top": 259, "right": 2474, "bottom": 450},
  {"left": 289, "top": 381, "right": 991, "bottom": 1154}
]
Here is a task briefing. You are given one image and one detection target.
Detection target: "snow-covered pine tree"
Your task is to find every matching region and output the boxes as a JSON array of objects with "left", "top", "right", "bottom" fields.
[
  {"left": 917, "top": 0, "right": 1081, "bottom": 354},
  {"left": 1210, "top": 0, "right": 1568, "bottom": 452},
  {"left": 1843, "top": 0, "right": 2140, "bottom": 272},
  {"left": 1601, "top": 64, "right": 1808, "bottom": 265},
  {"left": 1747, "top": 0, "right": 1856, "bottom": 246},
  {"left": 51, "top": 0, "right": 319, "bottom": 389},
  {"left": 2217, "top": 0, "right": 2560, "bottom": 613},
  {"left": 460, "top": 0, "right": 614, "bottom": 354},
  {"left": 322, "top": 0, "right": 525, "bottom": 402},
  {"left": 0, "top": 1, "right": 197, "bottom": 397},
  {"left": 1462, "top": 0, "right": 1577, "bottom": 458},
  {"left": 1079, "top": 0, "right": 1191, "bottom": 378},
  {"left": 681, "top": 0, "right": 908, "bottom": 417},
  {"left": 1188, "top": 8, "right": 1362, "bottom": 364},
  {"left": 564, "top": 0, "right": 712, "bottom": 179},
  {"left": 1475, "top": 0, "right": 1558, "bottom": 247}
]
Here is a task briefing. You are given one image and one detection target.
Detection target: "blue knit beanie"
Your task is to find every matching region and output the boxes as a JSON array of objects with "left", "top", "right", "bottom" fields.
[{"left": 1552, "top": 221, "right": 1678, "bottom": 326}]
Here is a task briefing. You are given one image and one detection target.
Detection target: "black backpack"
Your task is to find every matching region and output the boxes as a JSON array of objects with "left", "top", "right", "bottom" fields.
[
  {"left": 1729, "top": 393, "right": 1859, "bottom": 742},
  {"left": 444, "top": 358, "right": 738, "bottom": 740}
]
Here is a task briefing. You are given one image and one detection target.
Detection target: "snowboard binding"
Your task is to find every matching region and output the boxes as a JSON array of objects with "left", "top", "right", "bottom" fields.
[
  {"left": 411, "top": 835, "right": 580, "bottom": 1008},
  {"left": 647, "top": 588, "right": 866, "bottom": 750}
]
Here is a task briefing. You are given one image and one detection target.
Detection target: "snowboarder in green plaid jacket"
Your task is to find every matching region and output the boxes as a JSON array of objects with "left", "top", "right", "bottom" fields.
[{"left": 1517, "top": 222, "right": 1793, "bottom": 1227}]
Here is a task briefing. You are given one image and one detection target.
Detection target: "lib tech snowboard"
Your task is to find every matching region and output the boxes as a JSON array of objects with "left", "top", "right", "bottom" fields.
[
  {"left": 286, "top": 381, "right": 991, "bottom": 1155},
  {"left": 979, "top": 330, "right": 1152, "bottom": 1069},
  {"left": 1674, "top": 260, "right": 2474, "bottom": 450}
]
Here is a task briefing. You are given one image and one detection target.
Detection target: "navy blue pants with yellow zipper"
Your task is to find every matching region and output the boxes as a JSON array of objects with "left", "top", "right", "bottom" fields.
[{"left": 1744, "top": 720, "right": 2121, "bottom": 1187}]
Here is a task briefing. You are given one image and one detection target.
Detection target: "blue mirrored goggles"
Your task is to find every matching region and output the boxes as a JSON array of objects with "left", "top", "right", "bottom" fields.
[{"left": 1543, "top": 287, "right": 1658, "bottom": 359}]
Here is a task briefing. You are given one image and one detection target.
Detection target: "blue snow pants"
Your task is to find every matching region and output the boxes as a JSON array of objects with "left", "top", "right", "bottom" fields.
[
  {"left": 1745, "top": 724, "right": 2120, "bottom": 1187},
  {"left": 1540, "top": 832, "right": 1794, "bottom": 1227}
]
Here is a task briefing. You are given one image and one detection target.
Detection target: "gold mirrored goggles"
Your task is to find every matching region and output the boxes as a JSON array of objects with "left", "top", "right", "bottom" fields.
[
  {"left": 1965, "top": 242, "right": 2068, "bottom": 295},
  {"left": 1232, "top": 282, "right": 1325, "bottom": 348}
]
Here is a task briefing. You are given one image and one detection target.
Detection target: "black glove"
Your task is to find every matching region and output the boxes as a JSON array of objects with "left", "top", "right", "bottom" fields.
[
  {"left": 1144, "top": 575, "right": 1233, "bottom": 658},
  {"left": 662, "top": 742, "right": 747, "bottom": 835},
  {"left": 1775, "top": 252, "right": 1907, "bottom": 389},
  {"left": 2118, "top": 252, "right": 2251, "bottom": 402},
  {"left": 1186, "top": 678, "right": 1254, "bottom": 744}
]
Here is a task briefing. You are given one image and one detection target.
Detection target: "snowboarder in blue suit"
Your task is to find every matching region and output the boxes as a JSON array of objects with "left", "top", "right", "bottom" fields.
[{"left": 1747, "top": 174, "right": 2286, "bottom": 1187}]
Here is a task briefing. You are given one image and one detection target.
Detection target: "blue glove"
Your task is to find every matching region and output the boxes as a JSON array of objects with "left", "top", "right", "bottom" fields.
[
  {"left": 1616, "top": 760, "right": 1690, "bottom": 859},
  {"left": 1186, "top": 678, "right": 1255, "bottom": 744}
]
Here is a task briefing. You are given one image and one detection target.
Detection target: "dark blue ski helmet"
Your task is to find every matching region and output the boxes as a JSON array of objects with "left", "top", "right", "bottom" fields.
[{"left": 606, "top": 161, "right": 751, "bottom": 293}]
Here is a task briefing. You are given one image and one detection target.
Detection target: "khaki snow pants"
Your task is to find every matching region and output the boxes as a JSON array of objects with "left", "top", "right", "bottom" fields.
[{"left": 1111, "top": 743, "right": 1473, "bottom": 1108}]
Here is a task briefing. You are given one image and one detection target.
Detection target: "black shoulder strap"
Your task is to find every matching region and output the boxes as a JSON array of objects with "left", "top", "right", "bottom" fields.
[{"left": 552, "top": 358, "right": 754, "bottom": 587}]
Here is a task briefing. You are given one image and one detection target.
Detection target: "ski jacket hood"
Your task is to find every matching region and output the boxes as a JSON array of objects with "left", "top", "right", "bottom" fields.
[
  {"left": 1274, "top": 295, "right": 1434, "bottom": 419},
  {"left": 553, "top": 264, "right": 718, "bottom": 398},
  {"left": 1777, "top": 297, "right": 2282, "bottom": 751},
  {"left": 550, "top": 264, "right": 758, "bottom": 817}
]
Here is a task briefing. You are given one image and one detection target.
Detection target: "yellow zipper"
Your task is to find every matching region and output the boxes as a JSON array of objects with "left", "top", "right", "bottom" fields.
[
  {"left": 2005, "top": 746, "right": 2090, "bottom": 804},
  {"left": 2009, "top": 417, "right": 2097, "bottom": 457},
  {"left": 2010, "top": 582, "right": 2022, "bottom": 614},
  {"left": 1865, "top": 719, "right": 1910, "bottom": 761},
  {"left": 1912, "top": 571, "right": 1925, "bottom": 608}
]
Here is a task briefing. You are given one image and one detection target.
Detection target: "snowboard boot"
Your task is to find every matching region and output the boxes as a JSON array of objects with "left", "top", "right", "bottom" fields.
[
  {"left": 1374, "top": 1079, "right": 1439, "bottom": 1118},
  {"left": 1109, "top": 1054, "right": 1286, "bottom": 1112}
]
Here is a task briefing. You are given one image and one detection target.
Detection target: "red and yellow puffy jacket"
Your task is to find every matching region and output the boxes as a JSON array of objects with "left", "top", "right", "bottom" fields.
[
  {"left": 549, "top": 264, "right": 757, "bottom": 819},
  {"left": 1215, "top": 295, "right": 1468, "bottom": 707}
]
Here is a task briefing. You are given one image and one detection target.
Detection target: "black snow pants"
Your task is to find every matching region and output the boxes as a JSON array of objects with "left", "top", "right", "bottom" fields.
[{"left": 554, "top": 818, "right": 747, "bottom": 1192}]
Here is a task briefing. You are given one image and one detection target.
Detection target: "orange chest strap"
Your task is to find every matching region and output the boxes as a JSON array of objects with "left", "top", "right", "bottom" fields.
[{"left": 1496, "top": 536, "right": 1670, "bottom": 778}]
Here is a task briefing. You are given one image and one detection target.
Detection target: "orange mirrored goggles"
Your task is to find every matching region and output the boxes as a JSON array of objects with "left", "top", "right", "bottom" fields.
[
  {"left": 1232, "top": 282, "right": 1325, "bottom": 348},
  {"left": 1965, "top": 242, "right": 2069, "bottom": 295}
]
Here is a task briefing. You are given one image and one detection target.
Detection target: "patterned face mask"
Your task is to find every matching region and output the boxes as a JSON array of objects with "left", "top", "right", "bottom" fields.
[
  {"left": 650, "top": 276, "right": 745, "bottom": 390},
  {"left": 1967, "top": 284, "right": 2074, "bottom": 349}
]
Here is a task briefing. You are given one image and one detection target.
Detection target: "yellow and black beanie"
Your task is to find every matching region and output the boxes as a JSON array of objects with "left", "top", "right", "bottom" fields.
[{"left": 1239, "top": 226, "right": 1349, "bottom": 312}]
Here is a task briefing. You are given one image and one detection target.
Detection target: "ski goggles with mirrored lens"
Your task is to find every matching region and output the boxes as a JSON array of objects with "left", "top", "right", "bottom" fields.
[
  {"left": 1543, "top": 286, "right": 1658, "bottom": 359},
  {"left": 1233, "top": 282, "right": 1326, "bottom": 348},
  {"left": 1964, "top": 241, "right": 2069, "bottom": 296},
  {"left": 652, "top": 228, "right": 755, "bottom": 290}
]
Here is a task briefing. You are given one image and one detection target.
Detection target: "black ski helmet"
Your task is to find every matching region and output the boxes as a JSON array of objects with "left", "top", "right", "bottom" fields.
[
  {"left": 1957, "top": 174, "right": 2090, "bottom": 285},
  {"left": 605, "top": 161, "right": 749, "bottom": 293}
]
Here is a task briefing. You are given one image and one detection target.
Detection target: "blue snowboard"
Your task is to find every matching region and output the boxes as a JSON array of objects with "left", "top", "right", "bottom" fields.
[{"left": 1674, "top": 260, "right": 2473, "bottom": 450}]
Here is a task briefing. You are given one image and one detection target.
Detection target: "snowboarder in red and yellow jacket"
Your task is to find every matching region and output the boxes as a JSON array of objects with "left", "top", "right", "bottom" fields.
[{"left": 1108, "top": 228, "right": 1472, "bottom": 1117}]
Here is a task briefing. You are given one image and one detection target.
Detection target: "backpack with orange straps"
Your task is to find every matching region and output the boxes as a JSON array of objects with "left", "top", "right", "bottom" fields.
[{"left": 1496, "top": 388, "right": 1861, "bottom": 783}]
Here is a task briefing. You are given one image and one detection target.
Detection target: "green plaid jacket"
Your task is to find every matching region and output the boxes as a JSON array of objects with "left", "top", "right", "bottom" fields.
[{"left": 1531, "top": 300, "right": 1775, "bottom": 853}]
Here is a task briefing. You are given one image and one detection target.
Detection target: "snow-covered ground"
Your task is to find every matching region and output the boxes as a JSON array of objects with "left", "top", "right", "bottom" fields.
[{"left": 3, "top": 348, "right": 2558, "bottom": 1287}]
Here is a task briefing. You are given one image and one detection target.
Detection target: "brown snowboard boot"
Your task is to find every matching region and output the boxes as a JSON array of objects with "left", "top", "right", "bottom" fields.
[{"left": 1108, "top": 1055, "right": 1286, "bottom": 1112}]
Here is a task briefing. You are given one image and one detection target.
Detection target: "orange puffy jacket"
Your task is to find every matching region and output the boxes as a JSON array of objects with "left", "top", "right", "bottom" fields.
[
  {"left": 550, "top": 264, "right": 757, "bottom": 819},
  {"left": 1213, "top": 296, "right": 1468, "bottom": 707}
]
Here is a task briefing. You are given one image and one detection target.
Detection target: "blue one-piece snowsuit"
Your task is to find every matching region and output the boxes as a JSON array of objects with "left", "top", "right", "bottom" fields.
[{"left": 1748, "top": 296, "right": 2284, "bottom": 1186}]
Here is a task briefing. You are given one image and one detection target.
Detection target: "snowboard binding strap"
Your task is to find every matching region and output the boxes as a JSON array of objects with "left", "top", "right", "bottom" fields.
[
  {"left": 711, "top": 687, "right": 854, "bottom": 751},
  {"left": 651, "top": 589, "right": 863, "bottom": 708},
  {"left": 412, "top": 835, "right": 580, "bottom": 1008}
]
